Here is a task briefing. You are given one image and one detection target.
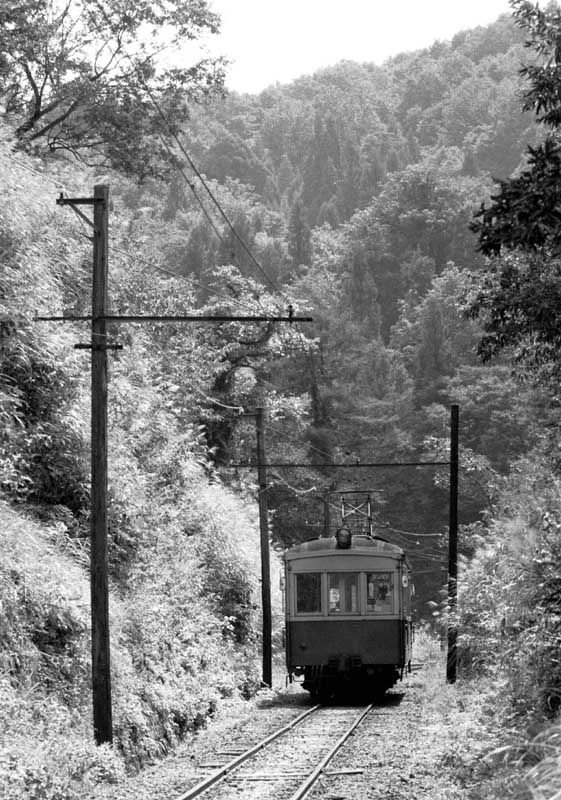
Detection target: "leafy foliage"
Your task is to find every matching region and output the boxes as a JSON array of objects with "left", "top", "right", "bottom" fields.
[
  {"left": 0, "top": 137, "right": 88, "bottom": 507},
  {"left": 0, "top": 128, "right": 273, "bottom": 796},
  {"left": 458, "top": 457, "right": 561, "bottom": 719},
  {"left": 472, "top": 138, "right": 561, "bottom": 255},
  {"left": 0, "top": 457, "right": 266, "bottom": 792},
  {"left": 465, "top": 2, "right": 561, "bottom": 392},
  {"left": 0, "top": 0, "right": 225, "bottom": 177},
  {"left": 467, "top": 251, "right": 561, "bottom": 382},
  {"left": 470, "top": 1, "right": 561, "bottom": 258}
]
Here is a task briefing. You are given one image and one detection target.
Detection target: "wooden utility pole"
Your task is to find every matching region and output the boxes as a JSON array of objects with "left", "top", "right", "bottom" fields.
[
  {"left": 91, "top": 185, "right": 112, "bottom": 742},
  {"left": 256, "top": 407, "right": 272, "bottom": 688},
  {"left": 447, "top": 404, "right": 459, "bottom": 684},
  {"left": 55, "top": 185, "right": 113, "bottom": 744}
]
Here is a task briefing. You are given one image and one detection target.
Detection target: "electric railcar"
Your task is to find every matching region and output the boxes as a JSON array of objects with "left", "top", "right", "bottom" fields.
[{"left": 284, "top": 528, "right": 413, "bottom": 700}]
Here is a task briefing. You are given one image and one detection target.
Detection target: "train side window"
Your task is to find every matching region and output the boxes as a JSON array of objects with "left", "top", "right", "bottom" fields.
[
  {"left": 366, "top": 572, "right": 394, "bottom": 614},
  {"left": 328, "top": 573, "right": 359, "bottom": 614},
  {"left": 295, "top": 573, "right": 322, "bottom": 614}
]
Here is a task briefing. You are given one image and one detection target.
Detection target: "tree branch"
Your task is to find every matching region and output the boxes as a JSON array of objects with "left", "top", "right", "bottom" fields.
[
  {"left": 28, "top": 98, "right": 80, "bottom": 141},
  {"left": 15, "top": 61, "right": 42, "bottom": 135}
]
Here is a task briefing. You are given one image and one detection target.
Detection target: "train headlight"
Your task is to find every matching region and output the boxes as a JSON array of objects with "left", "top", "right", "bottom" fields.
[{"left": 335, "top": 527, "right": 352, "bottom": 549}]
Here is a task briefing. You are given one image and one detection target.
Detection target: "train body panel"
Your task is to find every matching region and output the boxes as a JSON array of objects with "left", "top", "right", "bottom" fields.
[
  {"left": 288, "top": 619, "right": 403, "bottom": 664},
  {"left": 283, "top": 533, "right": 413, "bottom": 699}
]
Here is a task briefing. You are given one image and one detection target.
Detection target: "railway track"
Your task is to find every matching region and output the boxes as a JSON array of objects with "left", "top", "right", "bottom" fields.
[{"left": 176, "top": 703, "right": 374, "bottom": 800}]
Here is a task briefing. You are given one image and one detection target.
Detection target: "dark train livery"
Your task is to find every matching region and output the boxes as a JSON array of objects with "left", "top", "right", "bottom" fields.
[{"left": 284, "top": 528, "right": 413, "bottom": 700}]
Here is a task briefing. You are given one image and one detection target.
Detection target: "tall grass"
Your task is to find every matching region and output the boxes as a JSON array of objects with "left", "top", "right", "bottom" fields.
[
  {"left": 456, "top": 456, "right": 561, "bottom": 796},
  {"left": 0, "top": 467, "right": 268, "bottom": 797}
]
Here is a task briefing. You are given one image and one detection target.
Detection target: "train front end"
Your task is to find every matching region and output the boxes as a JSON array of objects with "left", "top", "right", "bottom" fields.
[{"left": 284, "top": 532, "right": 413, "bottom": 700}]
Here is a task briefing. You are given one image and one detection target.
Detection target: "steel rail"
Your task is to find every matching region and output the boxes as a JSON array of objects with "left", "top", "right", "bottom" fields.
[
  {"left": 175, "top": 705, "right": 320, "bottom": 800},
  {"left": 288, "top": 704, "right": 373, "bottom": 800}
]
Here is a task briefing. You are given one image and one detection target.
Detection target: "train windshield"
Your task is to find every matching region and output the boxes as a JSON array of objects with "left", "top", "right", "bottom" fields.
[
  {"left": 366, "top": 572, "right": 394, "bottom": 614},
  {"left": 328, "top": 573, "right": 359, "bottom": 614},
  {"left": 295, "top": 573, "right": 322, "bottom": 614}
]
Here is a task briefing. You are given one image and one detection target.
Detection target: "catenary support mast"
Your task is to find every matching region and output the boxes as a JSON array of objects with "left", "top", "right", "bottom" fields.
[
  {"left": 256, "top": 407, "right": 272, "bottom": 687},
  {"left": 447, "top": 404, "right": 459, "bottom": 684}
]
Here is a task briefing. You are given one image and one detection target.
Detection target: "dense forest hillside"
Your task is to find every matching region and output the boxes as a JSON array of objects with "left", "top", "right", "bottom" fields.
[
  {"left": 151, "top": 12, "right": 547, "bottom": 612},
  {"left": 4, "top": 0, "right": 561, "bottom": 797},
  {"left": 187, "top": 13, "right": 531, "bottom": 227}
]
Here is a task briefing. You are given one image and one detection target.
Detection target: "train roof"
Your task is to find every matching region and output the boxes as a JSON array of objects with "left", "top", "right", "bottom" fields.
[{"left": 285, "top": 535, "right": 405, "bottom": 558}]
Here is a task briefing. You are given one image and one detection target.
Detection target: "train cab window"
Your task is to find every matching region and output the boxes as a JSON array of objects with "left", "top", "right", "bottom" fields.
[
  {"left": 366, "top": 572, "right": 394, "bottom": 614},
  {"left": 328, "top": 573, "right": 359, "bottom": 614},
  {"left": 295, "top": 573, "right": 322, "bottom": 614}
]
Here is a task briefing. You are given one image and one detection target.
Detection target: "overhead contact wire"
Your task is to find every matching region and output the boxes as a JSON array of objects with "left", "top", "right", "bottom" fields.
[{"left": 116, "top": 41, "right": 282, "bottom": 295}]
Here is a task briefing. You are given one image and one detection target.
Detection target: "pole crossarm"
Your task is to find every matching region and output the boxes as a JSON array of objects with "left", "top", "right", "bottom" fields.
[
  {"left": 57, "top": 194, "right": 104, "bottom": 205},
  {"left": 56, "top": 193, "right": 104, "bottom": 230},
  {"left": 229, "top": 461, "right": 451, "bottom": 468},
  {"left": 35, "top": 314, "right": 313, "bottom": 323},
  {"left": 335, "top": 488, "right": 386, "bottom": 494},
  {"left": 74, "top": 343, "right": 123, "bottom": 351}
]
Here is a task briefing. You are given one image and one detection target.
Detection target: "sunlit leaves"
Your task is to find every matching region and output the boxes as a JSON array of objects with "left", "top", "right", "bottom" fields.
[
  {"left": 459, "top": 456, "right": 561, "bottom": 717},
  {"left": 0, "top": 0, "right": 225, "bottom": 176},
  {"left": 472, "top": 138, "right": 561, "bottom": 255}
]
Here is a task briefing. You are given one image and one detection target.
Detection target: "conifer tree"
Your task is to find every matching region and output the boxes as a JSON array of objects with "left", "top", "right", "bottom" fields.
[{"left": 288, "top": 197, "right": 312, "bottom": 267}]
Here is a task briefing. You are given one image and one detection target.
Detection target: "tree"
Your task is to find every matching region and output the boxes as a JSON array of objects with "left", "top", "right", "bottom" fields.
[
  {"left": 342, "top": 149, "right": 487, "bottom": 335},
  {"left": 201, "top": 127, "right": 273, "bottom": 193},
  {"left": 0, "top": 0, "right": 225, "bottom": 177},
  {"left": 443, "top": 365, "right": 539, "bottom": 471},
  {"left": 391, "top": 265, "right": 482, "bottom": 407},
  {"left": 302, "top": 115, "right": 339, "bottom": 224},
  {"left": 287, "top": 197, "right": 311, "bottom": 268},
  {"left": 471, "top": 1, "right": 561, "bottom": 256},
  {"left": 359, "top": 134, "right": 387, "bottom": 204},
  {"left": 468, "top": 1, "right": 561, "bottom": 378}
]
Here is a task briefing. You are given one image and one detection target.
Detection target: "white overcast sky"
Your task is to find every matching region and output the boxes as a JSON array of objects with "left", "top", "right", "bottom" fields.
[{"left": 193, "top": 0, "right": 516, "bottom": 94}]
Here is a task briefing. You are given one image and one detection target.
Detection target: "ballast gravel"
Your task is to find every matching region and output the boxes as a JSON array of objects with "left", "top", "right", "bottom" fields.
[{"left": 88, "top": 657, "right": 506, "bottom": 800}]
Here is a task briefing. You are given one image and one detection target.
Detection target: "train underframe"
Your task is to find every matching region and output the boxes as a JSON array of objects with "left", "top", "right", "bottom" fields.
[{"left": 297, "top": 658, "right": 405, "bottom": 702}]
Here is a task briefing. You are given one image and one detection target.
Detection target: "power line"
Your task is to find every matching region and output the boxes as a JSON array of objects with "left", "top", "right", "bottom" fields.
[
  {"left": 383, "top": 525, "right": 445, "bottom": 538},
  {"left": 263, "top": 419, "right": 340, "bottom": 463},
  {"left": 110, "top": 34, "right": 282, "bottom": 296},
  {"left": 412, "top": 568, "right": 447, "bottom": 575},
  {"left": 177, "top": 149, "right": 283, "bottom": 295},
  {"left": 109, "top": 245, "right": 324, "bottom": 447},
  {"left": 98, "top": 20, "right": 325, "bottom": 409},
  {"left": 109, "top": 244, "right": 284, "bottom": 315},
  {"left": 4, "top": 43, "right": 322, "bottom": 405},
  {"left": 20, "top": 17, "right": 412, "bottom": 520},
  {"left": 103, "top": 26, "right": 325, "bottom": 404},
  {"left": 91, "top": 7, "right": 233, "bottom": 248},
  {"left": 152, "top": 147, "right": 285, "bottom": 297},
  {"left": 7, "top": 35, "right": 453, "bottom": 564},
  {"left": 0, "top": 151, "right": 69, "bottom": 191},
  {"left": 258, "top": 379, "right": 362, "bottom": 459}
]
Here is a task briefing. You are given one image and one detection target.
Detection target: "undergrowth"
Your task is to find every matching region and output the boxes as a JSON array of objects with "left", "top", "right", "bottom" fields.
[
  {"left": 0, "top": 478, "right": 270, "bottom": 799},
  {"left": 453, "top": 456, "right": 561, "bottom": 798},
  {"left": 0, "top": 132, "right": 281, "bottom": 800}
]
